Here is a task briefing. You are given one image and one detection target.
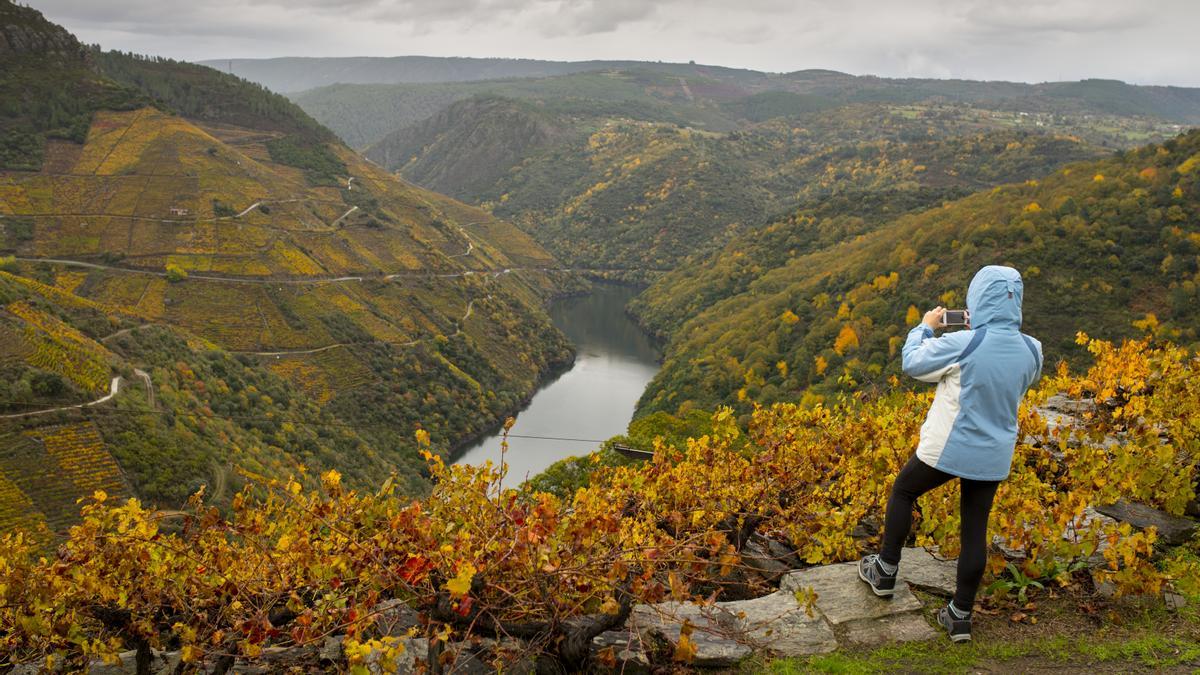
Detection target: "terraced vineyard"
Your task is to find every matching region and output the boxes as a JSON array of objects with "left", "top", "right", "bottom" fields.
[
  {"left": 0, "top": 423, "right": 130, "bottom": 533},
  {"left": 0, "top": 2, "right": 578, "bottom": 536}
]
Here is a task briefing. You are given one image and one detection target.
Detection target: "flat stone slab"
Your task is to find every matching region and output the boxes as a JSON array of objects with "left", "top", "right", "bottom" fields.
[
  {"left": 629, "top": 590, "right": 839, "bottom": 665},
  {"left": 781, "top": 562, "right": 922, "bottom": 625},
  {"left": 898, "top": 547, "right": 957, "bottom": 597},
  {"left": 840, "top": 611, "right": 938, "bottom": 646},
  {"left": 720, "top": 590, "right": 838, "bottom": 657},
  {"left": 630, "top": 602, "right": 753, "bottom": 667}
]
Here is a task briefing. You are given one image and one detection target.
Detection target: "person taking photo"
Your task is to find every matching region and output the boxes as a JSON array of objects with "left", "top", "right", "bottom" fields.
[{"left": 858, "top": 265, "right": 1043, "bottom": 642}]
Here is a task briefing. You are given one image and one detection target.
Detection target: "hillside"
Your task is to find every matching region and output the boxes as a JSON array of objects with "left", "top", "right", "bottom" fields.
[
  {"left": 631, "top": 130, "right": 1200, "bottom": 416},
  {"left": 0, "top": 1, "right": 577, "bottom": 533},
  {"left": 368, "top": 95, "right": 571, "bottom": 200},
  {"left": 0, "top": 1, "right": 145, "bottom": 170},
  {"left": 370, "top": 99, "right": 1110, "bottom": 271}
]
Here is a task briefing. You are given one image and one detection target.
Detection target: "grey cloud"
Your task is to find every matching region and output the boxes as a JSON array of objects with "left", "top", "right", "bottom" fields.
[
  {"left": 961, "top": 0, "right": 1150, "bottom": 35},
  {"left": 29, "top": 0, "right": 1200, "bottom": 85}
]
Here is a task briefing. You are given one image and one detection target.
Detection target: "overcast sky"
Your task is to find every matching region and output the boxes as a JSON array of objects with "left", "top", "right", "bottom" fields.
[{"left": 33, "top": 0, "right": 1200, "bottom": 86}]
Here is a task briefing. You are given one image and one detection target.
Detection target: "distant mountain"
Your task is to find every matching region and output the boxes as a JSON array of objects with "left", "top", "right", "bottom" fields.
[
  {"left": 197, "top": 56, "right": 767, "bottom": 93},
  {"left": 292, "top": 69, "right": 725, "bottom": 149},
  {"left": 0, "top": 0, "right": 576, "bottom": 532},
  {"left": 630, "top": 130, "right": 1200, "bottom": 416},
  {"left": 276, "top": 59, "right": 1200, "bottom": 151}
]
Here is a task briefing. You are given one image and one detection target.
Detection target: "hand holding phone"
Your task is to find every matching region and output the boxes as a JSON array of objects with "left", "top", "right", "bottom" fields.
[{"left": 941, "top": 309, "right": 969, "bottom": 327}]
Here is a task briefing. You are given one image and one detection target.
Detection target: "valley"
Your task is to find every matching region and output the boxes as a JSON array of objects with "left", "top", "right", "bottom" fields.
[
  {"left": 0, "top": 2, "right": 582, "bottom": 528},
  {"left": 1, "top": 3, "right": 1200, "bottom": 671}
]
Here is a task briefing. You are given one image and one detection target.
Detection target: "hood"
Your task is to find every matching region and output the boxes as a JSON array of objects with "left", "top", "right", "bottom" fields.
[{"left": 966, "top": 265, "right": 1024, "bottom": 329}]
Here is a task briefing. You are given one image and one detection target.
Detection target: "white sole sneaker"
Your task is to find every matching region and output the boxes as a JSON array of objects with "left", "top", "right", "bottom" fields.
[{"left": 857, "top": 561, "right": 897, "bottom": 596}]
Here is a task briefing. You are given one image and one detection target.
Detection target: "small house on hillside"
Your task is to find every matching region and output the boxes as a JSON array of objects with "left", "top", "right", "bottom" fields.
[{"left": 169, "top": 207, "right": 190, "bottom": 217}]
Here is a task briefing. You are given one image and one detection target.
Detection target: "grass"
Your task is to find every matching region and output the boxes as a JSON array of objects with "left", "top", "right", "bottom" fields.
[{"left": 752, "top": 593, "right": 1200, "bottom": 674}]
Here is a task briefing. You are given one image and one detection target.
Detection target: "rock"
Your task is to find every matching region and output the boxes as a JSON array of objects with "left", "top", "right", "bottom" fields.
[
  {"left": 766, "top": 538, "right": 803, "bottom": 569},
  {"left": 1092, "top": 571, "right": 1117, "bottom": 598},
  {"left": 851, "top": 515, "right": 882, "bottom": 541},
  {"left": 719, "top": 590, "right": 837, "bottom": 656},
  {"left": 391, "top": 637, "right": 430, "bottom": 674},
  {"left": 629, "top": 601, "right": 753, "bottom": 667},
  {"left": 742, "top": 539, "right": 791, "bottom": 583},
  {"left": 320, "top": 635, "right": 344, "bottom": 662},
  {"left": 592, "top": 629, "right": 652, "bottom": 673},
  {"left": 780, "top": 563, "right": 922, "bottom": 625},
  {"left": 1095, "top": 500, "right": 1198, "bottom": 546},
  {"left": 992, "top": 535, "right": 1026, "bottom": 561},
  {"left": 1064, "top": 506, "right": 1119, "bottom": 566},
  {"left": 82, "top": 649, "right": 180, "bottom": 675},
  {"left": 1164, "top": 592, "right": 1188, "bottom": 611},
  {"left": 369, "top": 598, "right": 420, "bottom": 637},
  {"left": 897, "top": 547, "right": 958, "bottom": 597},
  {"left": 840, "top": 611, "right": 938, "bottom": 646},
  {"left": 627, "top": 589, "right": 838, "bottom": 665}
]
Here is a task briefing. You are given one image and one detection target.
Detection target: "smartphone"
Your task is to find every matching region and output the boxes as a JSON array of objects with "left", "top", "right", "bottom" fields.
[{"left": 941, "top": 310, "right": 969, "bottom": 327}]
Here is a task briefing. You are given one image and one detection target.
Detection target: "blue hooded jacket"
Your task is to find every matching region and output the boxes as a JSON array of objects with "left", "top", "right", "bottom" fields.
[{"left": 901, "top": 266, "right": 1043, "bottom": 481}]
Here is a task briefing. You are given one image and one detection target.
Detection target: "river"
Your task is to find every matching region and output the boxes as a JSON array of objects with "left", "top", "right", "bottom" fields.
[{"left": 453, "top": 283, "right": 660, "bottom": 482}]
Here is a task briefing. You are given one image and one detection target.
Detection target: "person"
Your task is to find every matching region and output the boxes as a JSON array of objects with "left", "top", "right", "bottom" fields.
[{"left": 857, "top": 265, "right": 1043, "bottom": 642}]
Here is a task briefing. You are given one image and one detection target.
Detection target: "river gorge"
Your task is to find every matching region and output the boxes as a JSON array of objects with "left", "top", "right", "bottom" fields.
[{"left": 454, "top": 283, "right": 660, "bottom": 481}]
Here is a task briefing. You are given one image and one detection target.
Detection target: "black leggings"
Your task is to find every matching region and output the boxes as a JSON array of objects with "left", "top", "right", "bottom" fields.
[{"left": 880, "top": 454, "right": 1000, "bottom": 610}]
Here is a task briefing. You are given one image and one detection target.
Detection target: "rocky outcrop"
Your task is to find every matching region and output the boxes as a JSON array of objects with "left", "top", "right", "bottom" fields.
[
  {"left": 1096, "top": 500, "right": 1199, "bottom": 547},
  {"left": 0, "top": 2, "right": 85, "bottom": 60}
]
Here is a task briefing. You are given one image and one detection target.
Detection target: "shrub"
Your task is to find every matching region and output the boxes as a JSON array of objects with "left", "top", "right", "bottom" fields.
[{"left": 164, "top": 264, "right": 188, "bottom": 282}]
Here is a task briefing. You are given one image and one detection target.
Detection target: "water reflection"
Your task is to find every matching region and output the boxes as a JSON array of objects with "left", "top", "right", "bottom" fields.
[{"left": 453, "top": 283, "right": 660, "bottom": 482}]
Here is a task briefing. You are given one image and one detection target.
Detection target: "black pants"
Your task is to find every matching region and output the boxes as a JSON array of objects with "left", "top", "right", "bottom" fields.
[{"left": 880, "top": 454, "right": 1000, "bottom": 610}]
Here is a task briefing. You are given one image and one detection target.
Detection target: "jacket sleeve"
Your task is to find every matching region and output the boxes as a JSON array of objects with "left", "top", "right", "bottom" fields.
[
  {"left": 1022, "top": 335, "right": 1044, "bottom": 390},
  {"left": 901, "top": 324, "right": 970, "bottom": 383}
]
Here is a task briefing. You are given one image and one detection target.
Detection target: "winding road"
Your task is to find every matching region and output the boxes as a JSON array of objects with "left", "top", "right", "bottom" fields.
[{"left": 0, "top": 377, "right": 122, "bottom": 419}]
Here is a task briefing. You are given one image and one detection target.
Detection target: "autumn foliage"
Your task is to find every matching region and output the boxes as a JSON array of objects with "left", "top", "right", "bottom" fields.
[{"left": 1, "top": 336, "right": 1197, "bottom": 671}]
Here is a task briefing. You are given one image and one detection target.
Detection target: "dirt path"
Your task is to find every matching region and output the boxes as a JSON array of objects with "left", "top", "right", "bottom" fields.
[
  {"left": 133, "top": 368, "right": 154, "bottom": 409},
  {"left": 0, "top": 377, "right": 122, "bottom": 419},
  {"left": 330, "top": 205, "right": 359, "bottom": 226}
]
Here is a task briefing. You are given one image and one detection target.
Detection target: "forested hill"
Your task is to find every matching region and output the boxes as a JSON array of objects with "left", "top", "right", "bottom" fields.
[
  {"left": 368, "top": 97, "right": 1111, "bottom": 272},
  {"left": 631, "top": 130, "right": 1200, "bottom": 417},
  {"left": 0, "top": 0, "right": 577, "bottom": 535},
  {"left": 366, "top": 95, "right": 571, "bottom": 201},
  {"left": 0, "top": 1, "right": 144, "bottom": 169}
]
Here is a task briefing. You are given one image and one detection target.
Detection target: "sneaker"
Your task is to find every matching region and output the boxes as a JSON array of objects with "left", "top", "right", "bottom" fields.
[
  {"left": 857, "top": 554, "right": 897, "bottom": 597},
  {"left": 937, "top": 604, "right": 972, "bottom": 642}
]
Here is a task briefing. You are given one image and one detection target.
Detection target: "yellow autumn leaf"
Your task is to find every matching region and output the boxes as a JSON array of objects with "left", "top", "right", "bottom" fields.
[{"left": 445, "top": 563, "right": 476, "bottom": 596}]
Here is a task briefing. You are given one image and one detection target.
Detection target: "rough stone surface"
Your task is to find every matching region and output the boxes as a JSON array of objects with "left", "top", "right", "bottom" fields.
[
  {"left": 766, "top": 538, "right": 804, "bottom": 569},
  {"left": 840, "top": 611, "right": 939, "bottom": 646},
  {"left": 1164, "top": 592, "right": 1188, "bottom": 611},
  {"left": 742, "top": 539, "right": 792, "bottom": 582},
  {"left": 592, "top": 629, "right": 652, "bottom": 673},
  {"left": 898, "top": 547, "right": 958, "bottom": 597},
  {"left": 59, "top": 649, "right": 181, "bottom": 675},
  {"left": 720, "top": 590, "right": 838, "bottom": 656},
  {"left": 781, "top": 562, "right": 922, "bottom": 625},
  {"left": 1095, "top": 500, "right": 1199, "bottom": 546},
  {"left": 320, "top": 635, "right": 344, "bottom": 662},
  {"left": 630, "top": 601, "right": 753, "bottom": 667},
  {"left": 370, "top": 598, "right": 420, "bottom": 637}
]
